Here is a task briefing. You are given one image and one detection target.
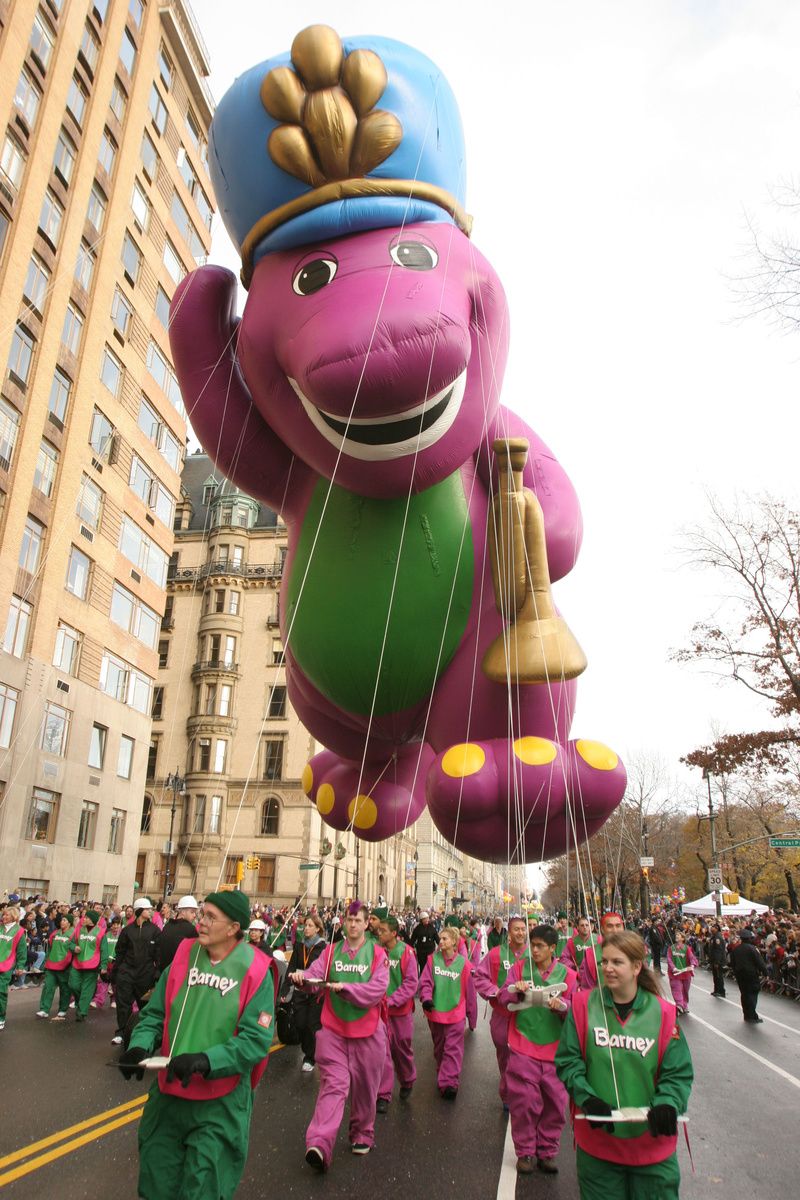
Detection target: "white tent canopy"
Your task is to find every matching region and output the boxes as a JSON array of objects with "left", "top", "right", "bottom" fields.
[{"left": 682, "top": 889, "right": 769, "bottom": 917}]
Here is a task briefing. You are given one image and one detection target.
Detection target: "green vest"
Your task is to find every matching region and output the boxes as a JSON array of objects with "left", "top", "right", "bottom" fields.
[
  {"left": 386, "top": 940, "right": 408, "bottom": 998},
  {"left": 671, "top": 947, "right": 688, "bottom": 971},
  {"left": 328, "top": 939, "right": 375, "bottom": 1023},
  {"left": 572, "top": 935, "right": 591, "bottom": 967},
  {"left": 46, "top": 932, "right": 73, "bottom": 966},
  {"left": 584, "top": 988, "right": 664, "bottom": 1138},
  {"left": 556, "top": 933, "right": 569, "bottom": 959},
  {"left": 513, "top": 960, "right": 568, "bottom": 1046},
  {"left": 74, "top": 928, "right": 100, "bottom": 965},
  {"left": 167, "top": 941, "right": 252, "bottom": 1057},
  {"left": 105, "top": 933, "right": 119, "bottom": 962},
  {"left": 431, "top": 951, "right": 465, "bottom": 1012},
  {"left": 0, "top": 923, "right": 22, "bottom": 971}
]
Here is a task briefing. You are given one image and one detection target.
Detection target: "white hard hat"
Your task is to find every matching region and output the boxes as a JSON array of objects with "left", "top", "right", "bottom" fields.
[
  {"left": 176, "top": 895, "right": 199, "bottom": 910},
  {"left": 248, "top": 919, "right": 267, "bottom": 931},
  {"left": 133, "top": 897, "right": 153, "bottom": 912}
]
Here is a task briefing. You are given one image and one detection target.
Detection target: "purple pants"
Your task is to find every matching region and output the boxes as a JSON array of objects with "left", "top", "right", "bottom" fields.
[
  {"left": 430, "top": 1021, "right": 465, "bottom": 1090},
  {"left": 379, "top": 1012, "right": 417, "bottom": 1100},
  {"left": 93, "top": 978, "right": 115, "bottom": 1008},
  {"left": 489, "top": 1008, "right": 510, "bottom": 1104},
  {"left": 306, "top": 1024, "right": 387, "bottom": 1165},
  {"left": 506, "top": 1053, "right": 567, "bottom": 1159},
  {"left": 670, "top": 974, "right": 691, "bottom": 1009}
]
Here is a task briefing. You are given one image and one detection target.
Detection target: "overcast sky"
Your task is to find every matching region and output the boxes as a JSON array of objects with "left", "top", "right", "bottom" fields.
[{"left": 189, "top": 0, "right": 800, "bottom": 814}]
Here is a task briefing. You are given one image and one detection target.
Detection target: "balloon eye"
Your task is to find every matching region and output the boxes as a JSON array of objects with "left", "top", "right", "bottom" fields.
[
  {"left": 389, "top": 241, "right": 439, "bottom": 271},
  {"left": 292, "top": 258, "right": 338, "bottom": 295}
]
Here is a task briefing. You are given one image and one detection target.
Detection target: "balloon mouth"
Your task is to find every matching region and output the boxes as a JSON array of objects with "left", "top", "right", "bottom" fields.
[{"left": 288, "top": 369, "right": 467, "bottom": 462}]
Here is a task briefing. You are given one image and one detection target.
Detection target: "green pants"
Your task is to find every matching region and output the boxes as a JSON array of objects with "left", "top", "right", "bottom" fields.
[
  {"left": 137, "top": 1079, "right": 255, "bottom": 1200},
  {"left": 0, "top": 970, "right": 10, "bottom": 1020},
  {"left": 41, "top": 969, "right": 71, "bottom": 1015},
  {"left": 576, "top": 1147, "right": 680, "bottom": 1200},
  {"left": 67, "top": 967, "right": 98, "bottom": 1016}
]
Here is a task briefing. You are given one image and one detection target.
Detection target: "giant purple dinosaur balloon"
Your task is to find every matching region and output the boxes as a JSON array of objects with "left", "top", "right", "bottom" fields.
[{"left": 169, "top": 27, "right": 626, "bottom": 863}]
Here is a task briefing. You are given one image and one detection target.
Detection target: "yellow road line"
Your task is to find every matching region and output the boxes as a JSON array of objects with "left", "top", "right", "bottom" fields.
[
  {"left": 0, "top": 1110, "right": 143, "bottom": 1188},
  {"left": 0, "top": 1096, "right": 147, "bottom": 1169}
]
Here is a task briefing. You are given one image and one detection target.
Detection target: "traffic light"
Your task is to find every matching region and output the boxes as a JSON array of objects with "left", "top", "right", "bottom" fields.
[
  {"left": 246, "top": 855, "right": 260, "bottom": 871},
  {"left": 236, "top": 859, "right": 245, "bottom": 884},
  {"left": 334, "top": 842, "right": 346, "bottom": 860},
  {"left": 320, "top": 838, "right": 332, "bottom": 857},
  {"left": 641, "top": 866, "right": 649, "bottom": 879}
]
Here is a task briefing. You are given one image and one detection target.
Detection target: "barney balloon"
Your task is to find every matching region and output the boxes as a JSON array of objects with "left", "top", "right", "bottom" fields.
[{"left": 170, "top": 26, "right": 626, "bottom": 863}]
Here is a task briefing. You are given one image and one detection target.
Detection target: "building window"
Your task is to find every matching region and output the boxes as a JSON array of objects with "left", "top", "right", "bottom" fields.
[
  {"left": 87, "top": 184, "right": 107, "bottom": 233},
  {"left": 61, "top": 305, "right": 83, "bottom": 355},
  {"left": 214, "top": 739, "right": 227, "bottom": 773},
  {"left": 66, "top": 76, "right": 88, "bottom": 126},
  {"left": 155, "top": 285, "right": 171, "bottom": 329},
  {"left": 137, "top": 397, "right": 181, "bottom": 472},
  {"left": 102, "top": 884, "right": 118, "bottom": 906},
  {"left": 193, "top": 794, "right": 206, "bottom": 833},
  {"left": 121, "top": 230, "right": 142, "bottom": 283},
  {"left": 110, "top": 582, "right": 159, "bottom": 650},
  {"left": 100, "top": 346, "right": 123, "bottom": 396},
  {"left": 223, "top": 635, "right": 236, "bottom": 666},
  {"left": 131, "top": 179, "right": 151, "bottom": 231},
  {"left": 89, "top": 408, "right": 113, "bottom": 456},
  {"left": 75, "top": 241, "right": 96, "bottom": 292},
  {"left": 209, "top": 795, "right": 222, "bottom": 834},
  {"left": 219, "top": 684, "right": 232, "bottom": 716},
  {"left": 80, "top": 23, "right": 100, "bottom": 72},
  {"left": 163, "top": 238, "right": 185, "bottom": 285},
  {"left": 111, "top": 288, "right": 133, "bottom": 338},
  {"left": 0, "top": 211, "right": 9, "bottom": 259},
  {"left": 129, "top": 0, "right": 145, "bottom": 29},
  {"left": 88, "top": 722, "right": 106, "bottom": 769},
  {"left": 110, "top": 77, "right": 127, "bottom": 122},
  {"left": 228, "top": 591, "right": 240, "bottom": 615},
  {"left": 197, "top": 738, "right": 210, "bottom": 772},
  {"left": 76, "top": 474, "right": 103, "bottom": 529},
  {"left": 158, "top": 639, "right": 169, "bottom": 668},
  {"left": 8, "top": 324, "right": 35, "bottom": 384},
  {"left": 260, "top": 797, "right": 280, "bottom": 836},
  {"left": 120, "top": 28, "right": 137, "bottom": 75},
  {"left": 48, "top": 369, "right": 71, "bottom": 424},
  {"left": 53, "top": 622, "right": 81, "bottom": 675},
  {"left": 33, "top": 441, "right": 58, "bottom": 498},
  {"left": 151, "top": 686, "right": 164, "bottom": 720},
  {"left": 23, "top": 255, "right": 50, "bottom": 314},
  {"left": 129, "top": 455, "right": 175, "bottom": 527},
  {"left": 3, "top": 596, "right": 31, "bottom": 657},
  {"left": 140, "top": 795, "right": 152, "bottom": 833},
  {"left": 149, "top": 85, "right": 167, "bottom": 135},
  {"left": 98, "top": 128, "right": 117, "bottom": 176},
  {"left": 214, "top": 588, "right": 225, "bottom": 613},
  {"left": 268, "top": 686, "right": 287, "bottom": 719},
  {"left": 108, "top": 808, "right": 126, "bottom": 854},
  {"left": 117, "top": 735, "right": 134, "bottom": 779},
  {"left": 257, "top": 857, "right": 276, "bottom": 895},
  {"left": 1, "top": 134, "right": 26, "bottom": 192},
  {"left": 15, "top": 69, "right": 42, "bottom": 127},
  {"left": 262, "top": 741, "right": 283, "bottom": 781},
  {"left": 146, "top": 739, "right": 158, "bottom": 780},
  {"left": 0, "top": 683, "right": 19, "bottom": 748},
  {"left": 141, "top": 130, "right": 159, "bottom": 180},
  {"left": 30, "top": 11, "right": 55, "bottom": 70},
  {"left": 118, "top": 516, "right": 168, "bottom": 588},
  {"left": 65, "top": 545, "right": 91, "bottom": 599},
  {"left": 70, "top": 881, "right": 89, "bottom": 903},
  {"left": 170, "top": 192, "right": 204, "bottom": 261},
  {"left": 18, "top": 877, "right": 49, "bottom": 895},
  {"left": 147, "top": 340, "right": 184, "bottom": 415},
  {"left": 158, "top": 43, "right": 174, "bottom": 89},
  {"left": 28, "top": 788, "right": 59, "bottom": 842},
  {"left": 19, "top": 516, "right": 45, "bottom": 574},
  {"left": 0, "top": 398, "right": 20, "bottom": 469},
  {"left": 41, "top": 701, "right": 70, "bottom": 757},
  {"left": 39, "top": 190, "right": 64, "bottom": 246},
  {"left": 53, "top": 129, "right": 76, "bottom": 185},
  {"left": 202, "top": 482, "right": 217, "bottom": 505},
  {"left": 99, "top": 650, "right": 153, "bottom": 714},
  {"left": 77, "top": 801, "right": 98, "bottom": 849}
]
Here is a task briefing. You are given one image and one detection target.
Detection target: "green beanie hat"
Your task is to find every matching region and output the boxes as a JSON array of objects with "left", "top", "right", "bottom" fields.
[
  {"left": 85, "top": 910, "right": 100, "bottom": 925},
  {"left": 371, "top": 905, "right": 389, "bottom": 920},
  {"left": 204, "top": 891, "right": 250, "bottom": 929},
  {"left": 444, "top": 914, "right": 462, "bottom": 929}
]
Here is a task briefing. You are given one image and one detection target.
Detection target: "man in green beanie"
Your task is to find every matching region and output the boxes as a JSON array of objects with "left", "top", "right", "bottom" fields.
[
  {"left": 67, "top": 909, "right": 107, "bottom": 1021},
  {"left": 118, "top": 892, "right": 278, "bottom": 1199},
  {"left": 368, "top": 906, "right": 388, "bottom": 942}
]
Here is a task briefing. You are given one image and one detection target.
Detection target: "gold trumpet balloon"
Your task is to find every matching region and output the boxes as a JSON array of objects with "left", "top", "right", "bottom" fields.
[{"left": 482, "top": 437, "right": 587, "bottom": 685}]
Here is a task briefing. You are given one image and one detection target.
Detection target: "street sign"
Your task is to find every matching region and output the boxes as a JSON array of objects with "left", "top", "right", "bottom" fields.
[
  {"left": 299, "top": 863, "right": 322, "bottom": 870},
  {"left": 639, "top": 856, "right": 654, "bottom": 867},
  {"left": 708, "top": 867, "right": 723, "bottom": 889},
  {"left": 769, "top": 837, "right": 800, "bottom": 848}
]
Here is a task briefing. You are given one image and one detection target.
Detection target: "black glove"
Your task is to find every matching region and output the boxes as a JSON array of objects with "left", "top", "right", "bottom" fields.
[
  {"left": 582, "top": 1095, "right": 615, "bottom": 1132},
  {"left": 166, "top": 1052, "right": 211, "bottom": 1088},
  {"left": 421, "top": 1000, "right": 434, "bottom": 1012},
  {"left": 118, "top": 1046, "right": 148, "bottom": 1081},
  {"left": 647, "top": 1104, "right": 678, "bottom": 1137}
]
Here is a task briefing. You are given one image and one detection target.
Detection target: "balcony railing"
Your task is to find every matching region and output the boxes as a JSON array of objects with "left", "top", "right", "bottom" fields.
[
  {"left": 191, "top": 659, "right": 239, "bottom": 674},
  {"left": 169, "top": 561, "right": 283, "bottom": 584}
]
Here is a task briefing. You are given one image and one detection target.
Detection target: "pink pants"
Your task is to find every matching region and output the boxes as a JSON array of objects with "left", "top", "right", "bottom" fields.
[
  {"left": 429, "top": 1020, "right": 465, "bottom": 1090},
  {"left": 505, "top": 1053, "right": 567, "bottom": 1159},
  {"left": 379, "top": 1012, "right": 416, "bottom": 1100},
  {"left": 306, "top": 1024, "right": 387, "bottom": 1166},
  {"left": 489, "top": 1008, "right": 511, "bottom": 1104},
  {"left": 669, "top": 974, "right": 691, "bottom": 1009},
  {"left": 93, "top": 978, "right": 115, "bottom": 1008}
]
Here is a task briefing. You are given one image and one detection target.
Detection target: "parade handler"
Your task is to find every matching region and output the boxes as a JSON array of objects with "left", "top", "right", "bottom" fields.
[
  {"left": 36, "top": 914, "right": 74, "bottom": 1020},
  {"left": 576, "top": 912, "right": 625, "bottom": 990},
  {"left": 473, "top": 913, "right": 530, "bottom": 1108},
  {"left": 67, "top": 909, "right": 108, "bottom": 1021},
  {"left": 497, "top": 925, "right": 577, "bottom": 1175},
  {"left": 418, "top": 924, "right": 477, "bottom": 1098},
  {"left": 376, "top": 916, "right": 418, "bottom": 1110},
  {"left": 555, "top": 931, "right": 693, "bottom": 1200},
  {"left": 666, "top": 931, "right": 698, "bottom": 1015},
  {"left": 560, "top": 915, "right": 594, "bottom": 972},
  {"left": 117, "top": 891, "right": 277, "bottom": 1200},
  {"left": 0, "top": 904, "right": 26, "bottom": 1031},
  {"left": 289, "top": 900, "right": 389, "bottom": 1171}
]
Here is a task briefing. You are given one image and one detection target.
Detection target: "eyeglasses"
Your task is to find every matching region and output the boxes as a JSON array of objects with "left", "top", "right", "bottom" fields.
[{"left": 198, "top": 912, "right": 231, "bottom": 926}]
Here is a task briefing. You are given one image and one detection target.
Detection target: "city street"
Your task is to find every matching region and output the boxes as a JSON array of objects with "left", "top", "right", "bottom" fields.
[{"left": 0, "top": 972, "right": 798, "bottom": 1198}]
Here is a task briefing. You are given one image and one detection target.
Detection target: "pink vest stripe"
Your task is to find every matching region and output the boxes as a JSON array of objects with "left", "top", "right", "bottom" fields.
[{"left": 0, "top": 928, "right": 24, "bottom": 972}]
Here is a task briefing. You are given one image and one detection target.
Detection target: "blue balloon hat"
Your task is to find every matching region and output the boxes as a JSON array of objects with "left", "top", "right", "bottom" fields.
[{"left": 208, "top": 25, "right": 471, "bottom": 285}]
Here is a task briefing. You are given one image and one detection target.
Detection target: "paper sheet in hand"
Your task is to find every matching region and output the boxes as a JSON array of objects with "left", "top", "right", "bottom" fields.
[
  {"left": 140, "top": 1056, "right": 170, "bottom": 1070},
  {"left": 577, "top": 1107, "right": 688, "bottom": 1123},
  {"left": 507, "top": 981, "right": 567, "bottom": 1010}
]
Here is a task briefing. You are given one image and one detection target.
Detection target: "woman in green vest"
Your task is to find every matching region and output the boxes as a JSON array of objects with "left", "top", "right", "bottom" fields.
[
  {"left": 36, "top": 914, "right": 74, "bottom": 1020},
  {"left": 418, "top": 925, "right": 477, "bottom": 1098},
  {"left": 555, "top": 931, "right": 693, "bottom": 1200},
  {"left": 0, "top": 904, "right": 27, "bottom": 1031}
]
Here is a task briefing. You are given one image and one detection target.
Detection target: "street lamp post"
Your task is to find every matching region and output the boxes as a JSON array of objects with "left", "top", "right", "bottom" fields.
[
  {"left": 413, "top": 850, "right": 419, "bottom": 906},
  {"left": 163, "top": 768, "right": 185, "bottom": 900},
  {"left": 702, "top": 767, "right": 722, "bottom": 920}
]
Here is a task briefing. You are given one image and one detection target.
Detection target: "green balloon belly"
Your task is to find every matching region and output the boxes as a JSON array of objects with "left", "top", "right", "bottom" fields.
[{"left": 286, "top": 474, "right": 474, "bottom": 717}]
